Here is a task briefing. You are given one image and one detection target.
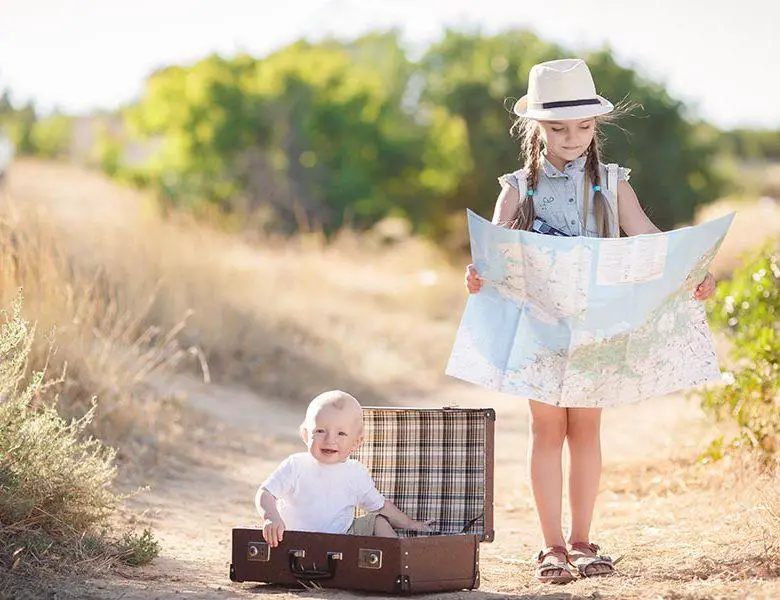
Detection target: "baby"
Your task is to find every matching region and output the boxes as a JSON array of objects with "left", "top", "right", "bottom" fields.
[{"left": 256, "top": 390, "right": 434, "bottom": 547}]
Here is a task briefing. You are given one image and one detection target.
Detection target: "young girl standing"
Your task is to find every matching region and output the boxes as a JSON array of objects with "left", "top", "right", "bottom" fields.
[{"left": 465, "top": 59, "right": 716, "bottom": 584}]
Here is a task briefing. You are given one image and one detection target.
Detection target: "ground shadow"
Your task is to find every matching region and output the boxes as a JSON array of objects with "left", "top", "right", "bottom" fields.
[{"left": 241, "top": 582, "right": 587, "bottom": 600}]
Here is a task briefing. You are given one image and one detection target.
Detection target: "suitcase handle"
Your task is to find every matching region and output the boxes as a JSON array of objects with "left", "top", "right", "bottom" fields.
[{"left": 288, "top": 549, "right": 342, "bottom": 581}]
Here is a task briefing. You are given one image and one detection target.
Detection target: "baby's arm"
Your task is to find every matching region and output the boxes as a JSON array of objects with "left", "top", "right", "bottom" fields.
[
  {"left": 355, "top": 464, "right": 436, "bottom": 533},
  {"left": 377, "top": 500, "right": 436, "bottom": 532},
  {"left": 256, "top": 487, "right": 286, "bottom": 547}
]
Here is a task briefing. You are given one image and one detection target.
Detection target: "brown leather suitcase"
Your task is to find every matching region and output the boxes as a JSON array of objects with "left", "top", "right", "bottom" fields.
[{"left": 230, "top": 406, "right": 495, "bottom": 593}]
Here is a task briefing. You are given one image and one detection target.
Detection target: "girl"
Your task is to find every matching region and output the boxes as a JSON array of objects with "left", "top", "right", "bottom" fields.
[{"left": 464, "top": 59, "right": 715, "bottom": 584}]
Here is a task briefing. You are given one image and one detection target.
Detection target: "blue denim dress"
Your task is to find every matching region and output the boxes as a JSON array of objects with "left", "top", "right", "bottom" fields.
[{"left": 498, "top": 155, "right": 630, "bottom": 238}]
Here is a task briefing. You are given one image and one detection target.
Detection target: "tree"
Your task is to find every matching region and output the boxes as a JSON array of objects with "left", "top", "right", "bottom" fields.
[
  {"left": 419, "top": 30, "right": 565, "bottom": 235},
  {"left": 117, "top": 30, "right": 726, "bottom": 237},
  {"left": 30, "top": 112, "right": 73, "bottom": 159},
  {"left": 126, "top": 54, "right": 269, "bottom": 214},
  {"left": 586, "top": 50, "right": 724, "bottom": 229}
]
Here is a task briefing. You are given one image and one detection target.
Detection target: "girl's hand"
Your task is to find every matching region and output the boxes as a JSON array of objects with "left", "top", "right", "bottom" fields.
[
  {"left": 465, "top": 264, "right": 484, "bottom": 294},
  {"left": 694, "top": 272, "right": 715, "bottom": 300}
]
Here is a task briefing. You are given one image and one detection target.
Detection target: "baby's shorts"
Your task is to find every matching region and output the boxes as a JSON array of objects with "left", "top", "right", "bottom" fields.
[{"left": 346, "top": 511, "right": 381, "bottom": 536}]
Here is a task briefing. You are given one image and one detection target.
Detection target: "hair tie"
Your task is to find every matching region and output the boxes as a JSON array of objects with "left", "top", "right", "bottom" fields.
[
  {"left": 526, "top": 189, "right": 535, "bottom": 197},
  {"left": 592, "top": 184, "right": 601, "bottom": 192}
]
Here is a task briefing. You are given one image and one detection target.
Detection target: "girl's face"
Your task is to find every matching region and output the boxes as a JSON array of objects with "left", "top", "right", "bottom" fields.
[{"left": 538, "top": 118, "right": 596, "bottom": 165}]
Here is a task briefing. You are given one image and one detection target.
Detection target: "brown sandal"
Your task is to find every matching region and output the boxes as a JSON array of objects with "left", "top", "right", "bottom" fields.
[
  {"left": 568, "top": 542, "right": 615, "bottom": 577},
  {"left": 535, "top": 545, "right": 576, "bottom": 584}
]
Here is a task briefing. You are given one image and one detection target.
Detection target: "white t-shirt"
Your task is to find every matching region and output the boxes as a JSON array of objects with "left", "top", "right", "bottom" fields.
[{"left": 261, "top": 453, "right": 386, "bottom": 534}]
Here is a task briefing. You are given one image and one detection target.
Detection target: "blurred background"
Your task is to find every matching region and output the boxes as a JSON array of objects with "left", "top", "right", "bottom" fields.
[
  {"left": 0, "top": 0, "right": 778, "bottom": 592},
  {"left": 1, "top": 0, "right": 778, "bottom": 461}
]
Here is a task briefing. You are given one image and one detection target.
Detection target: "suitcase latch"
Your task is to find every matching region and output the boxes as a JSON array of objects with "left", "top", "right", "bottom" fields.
[
  {"left": 358, "top": 548, "right": 383, "bottom": 569},
  {"left": 247, "top": 541, "right": 270, "bottom": 562}
]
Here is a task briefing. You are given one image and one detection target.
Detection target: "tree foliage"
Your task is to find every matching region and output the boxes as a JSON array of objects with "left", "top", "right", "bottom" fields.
[
  {"left": 13, "top": 30, "right": 734, "bottom": 235},
  {"left": 721, "top": 128, "right": 780, "bottom": 161}
]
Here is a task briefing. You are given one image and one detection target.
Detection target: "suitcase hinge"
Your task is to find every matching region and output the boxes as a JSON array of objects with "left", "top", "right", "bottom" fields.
[{"left": 394, "top": 575, "right": 411, "bottom": 594}]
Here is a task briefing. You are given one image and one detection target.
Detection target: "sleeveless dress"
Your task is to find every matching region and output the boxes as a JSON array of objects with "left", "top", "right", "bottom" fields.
[{"left": 496, "top": 155, "right": 630, "bottom": 238}]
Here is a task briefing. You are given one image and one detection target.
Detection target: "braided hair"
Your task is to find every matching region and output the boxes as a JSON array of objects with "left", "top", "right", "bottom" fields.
[
  {"left": 584, "top": 135, "right": 616, "bottom": 238},
  {"left": 506, "top": 117, "right": 617, "bottom": 237}
]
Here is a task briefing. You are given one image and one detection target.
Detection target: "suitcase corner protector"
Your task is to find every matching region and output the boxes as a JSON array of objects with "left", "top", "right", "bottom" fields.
[{"left": 229, "top": 564, "right": 240, "bottom": 582}]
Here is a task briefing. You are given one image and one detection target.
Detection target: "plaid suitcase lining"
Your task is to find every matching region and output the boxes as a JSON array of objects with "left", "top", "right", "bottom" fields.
[{"left": 353, "top": 409, "right": 487, "bottom": 538}]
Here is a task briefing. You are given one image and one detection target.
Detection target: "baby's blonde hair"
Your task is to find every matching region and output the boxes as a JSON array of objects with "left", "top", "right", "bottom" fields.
[{"left": 301, "top": 390, "right": 364, "bottom": 434}]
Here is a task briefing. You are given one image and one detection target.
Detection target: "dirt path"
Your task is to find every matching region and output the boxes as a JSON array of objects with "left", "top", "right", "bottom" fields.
[
  {"left": 76, "top": 375, "right": 776, "bottom": 600},
  {"left": 6, "top": 160, "right": 778, "bottom": 599}
]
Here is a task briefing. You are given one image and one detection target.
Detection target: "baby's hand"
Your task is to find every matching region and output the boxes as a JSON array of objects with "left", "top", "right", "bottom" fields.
[
  {"left": 694, "top": 272, "right": 715, "bottom": 300},
  {"left": 465, "top": 264, "right": 484, "bottom": 294},
  {"left": 262, "top": 517, "right": 286, "bottom": 548},
  {"left": 412, "top": 519, "right": 438, "bottom": 533}
]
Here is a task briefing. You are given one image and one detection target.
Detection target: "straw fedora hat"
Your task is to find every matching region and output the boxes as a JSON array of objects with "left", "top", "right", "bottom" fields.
[{"left": 513, "top": 58, "right": 613, "bottom": 121}]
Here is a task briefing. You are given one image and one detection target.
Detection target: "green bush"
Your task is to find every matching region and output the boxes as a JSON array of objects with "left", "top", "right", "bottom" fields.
[
  {"left": 0, "top": 293, "right": 160, "bottom": 592},
  {"left": 0, "top": 294, "right": 119, "bottom": 535},
  {"left": 699, "top": 240, "right": 779, "bottom": 462},
  {"left": 117, "top": 527, "right": 161, "bottom": 566},
  {"left": 30, "top": 113, "right": 74, "bottom": 159}
]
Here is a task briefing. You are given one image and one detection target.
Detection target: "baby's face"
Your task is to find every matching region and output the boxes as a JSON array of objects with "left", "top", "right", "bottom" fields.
[{"left": 303, "top": 405, "right": 363, "bottom": 464}]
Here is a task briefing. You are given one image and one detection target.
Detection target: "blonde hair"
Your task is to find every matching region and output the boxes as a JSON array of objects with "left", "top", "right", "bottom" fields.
[
  {"left": 301, "top": 390, "right": 363, "bottom": 433},
  {"left": 505, "top": 115, "right": 618, "bottom": 238}
]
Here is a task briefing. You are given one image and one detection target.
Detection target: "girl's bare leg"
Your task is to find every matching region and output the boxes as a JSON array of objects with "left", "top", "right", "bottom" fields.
[{"left": 527, "top": 399, "right": 568, "bottom": 548}]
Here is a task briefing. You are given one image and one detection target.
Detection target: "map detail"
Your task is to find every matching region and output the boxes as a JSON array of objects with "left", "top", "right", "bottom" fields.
[{"left": 446, "top": 210, "right": 734, "bottom": 408}]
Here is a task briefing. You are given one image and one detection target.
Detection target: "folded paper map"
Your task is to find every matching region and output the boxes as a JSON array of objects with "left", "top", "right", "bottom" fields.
[{"left": 446, "top": 210, "right": 735, "bottom": 407}]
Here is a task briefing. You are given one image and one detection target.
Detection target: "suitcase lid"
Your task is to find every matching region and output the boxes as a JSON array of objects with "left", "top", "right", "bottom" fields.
[{"left": 353, "top": 406, "right": 495, "bottom": 543}]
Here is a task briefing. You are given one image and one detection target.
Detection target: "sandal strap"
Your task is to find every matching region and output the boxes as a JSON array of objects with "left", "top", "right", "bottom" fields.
[
  {"left": 570, "top": 541, "right": 600, "bottom": 554},
  {"left": 537, "top": 560, "right": 575, "bottom": 580},
  {"left": 538, "top": 561, "right": 575, "bottom": 576},
  {"left": 536, "top": 544, "right": 569, "bottom": 563},
  {"left": 573, "top": 555, "right": 615, "bottom": 576}
]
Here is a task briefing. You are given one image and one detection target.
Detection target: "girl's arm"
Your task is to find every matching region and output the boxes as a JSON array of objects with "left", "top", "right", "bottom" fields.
[
  {"left": 492, "top": 185, "right": 521, "bottom": 225},
  {"left": 617, "top": 180, "right": 661, "bottom": 236},
  {"left": 618, "top": 180, "right": 716, "bottom": 299},
  {"left": 466, "top": 186, "right": 521, "bottom": 294}
]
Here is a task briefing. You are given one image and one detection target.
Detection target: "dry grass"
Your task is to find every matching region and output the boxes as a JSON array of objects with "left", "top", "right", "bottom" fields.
[
  {"left": 736, "top": 159, "right": 780, "bottom": 198},
  {"left": 5, "top": 159, "right": 465, "bottom": 410},
  {"left": 0, "top": 206, "right": 196, "bottom": 473},
  {"left": 696, "top": 194, "right": 780, "bottom": 279},
  {"left": 481, "top": 448, "right": 780, "bottom": 599}
]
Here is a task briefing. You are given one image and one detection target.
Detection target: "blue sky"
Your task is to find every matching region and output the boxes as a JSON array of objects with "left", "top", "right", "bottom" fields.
[{"left": 1, "top": 0, "right": 777, "bottom": 128}]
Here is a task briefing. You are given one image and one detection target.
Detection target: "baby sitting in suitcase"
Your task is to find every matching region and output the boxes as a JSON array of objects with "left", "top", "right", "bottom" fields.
[{"left": 256, "top": 390, "right": 435, "bottom": 547}]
